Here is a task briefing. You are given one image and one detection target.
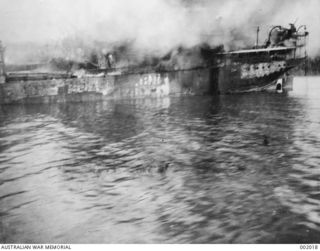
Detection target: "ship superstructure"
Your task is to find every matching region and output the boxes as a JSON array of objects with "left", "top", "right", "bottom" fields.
[{"left": 215, "top": 24, "right": 309, "bottom": 93}]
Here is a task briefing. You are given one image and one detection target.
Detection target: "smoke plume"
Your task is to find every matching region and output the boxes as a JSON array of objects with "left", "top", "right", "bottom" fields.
[{"left": 0, "top": 0, "right": 319, "bottom": 64}]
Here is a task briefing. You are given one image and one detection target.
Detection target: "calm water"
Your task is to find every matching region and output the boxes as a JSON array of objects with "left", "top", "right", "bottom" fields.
[{"left": 0, "top": 77, "right": 320, "bottom": 244}]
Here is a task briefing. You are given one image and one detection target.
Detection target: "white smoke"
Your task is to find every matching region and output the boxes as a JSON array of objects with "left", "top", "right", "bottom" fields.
[{"left": 0, "top": 0, "right": 319, "bottom": 64}]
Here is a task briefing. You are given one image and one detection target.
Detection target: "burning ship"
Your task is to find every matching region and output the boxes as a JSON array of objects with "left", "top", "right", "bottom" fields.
[
  {"left": 216, "top": 24, "right": 309, "bottom": 93},
  {"left": 0, "top": 24, "right": 309, "bottom": 104}
]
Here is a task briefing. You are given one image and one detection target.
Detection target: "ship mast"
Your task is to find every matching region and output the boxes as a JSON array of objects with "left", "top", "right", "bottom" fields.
[
  {"left": 0, "top": 41, "right": 6, "bottom": 84},
  {"left": 256, "top": 26, "right": 260, "bottom": 48}
]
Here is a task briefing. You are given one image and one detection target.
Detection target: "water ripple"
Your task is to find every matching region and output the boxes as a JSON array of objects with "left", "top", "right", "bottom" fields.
[{"left": 0, "top": 78, "right": 320, "bottom": 243}]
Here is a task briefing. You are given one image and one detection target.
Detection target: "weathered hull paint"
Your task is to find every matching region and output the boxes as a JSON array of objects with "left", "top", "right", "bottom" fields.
[
  {"left": 218, "top": 58, "right": 304, "bottom": 94},
  {"left": 0, "top": 69, "right": 213, "bottom": 104},
  {"left": 0, "top": 57, "right": 303, "bottom": 104}
]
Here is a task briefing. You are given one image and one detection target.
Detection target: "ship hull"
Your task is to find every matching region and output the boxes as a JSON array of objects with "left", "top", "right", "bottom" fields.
[
  {"left": 0, "top": 69, "right": 212, "bottom": 104},
  {"left": 0, "top": 57, "right": 304, "bottom": 104},
  {"left": 217, "top": 57, "right": 305, "bottom": 94}
]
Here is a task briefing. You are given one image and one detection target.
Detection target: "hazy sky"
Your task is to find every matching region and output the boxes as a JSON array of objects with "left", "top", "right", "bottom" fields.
[{"left": 0, "top": 0, "right": 319, "bottom": 57}]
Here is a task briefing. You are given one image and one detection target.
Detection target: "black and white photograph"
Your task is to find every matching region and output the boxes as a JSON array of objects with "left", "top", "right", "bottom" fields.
[{"left": 0, "top": 0, "right": 319, "bottom": 246}]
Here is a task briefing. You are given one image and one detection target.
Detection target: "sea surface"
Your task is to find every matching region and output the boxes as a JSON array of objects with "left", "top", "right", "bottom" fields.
[{"left": 0, "top": 77, "right": 320, "bottom": 243}]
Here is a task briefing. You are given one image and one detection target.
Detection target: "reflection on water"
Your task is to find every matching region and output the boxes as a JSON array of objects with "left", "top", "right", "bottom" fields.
[{"left": 0, "top": 77, "right": 320, "bottom": 243}]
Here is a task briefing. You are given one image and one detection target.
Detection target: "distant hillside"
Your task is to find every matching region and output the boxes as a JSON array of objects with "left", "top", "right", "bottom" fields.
[
  {"left": 306, "top": 57, "right": 320, "bottom": 75},
  {"left": 296, "top": 57, "right": 320, "bottom": 75}
]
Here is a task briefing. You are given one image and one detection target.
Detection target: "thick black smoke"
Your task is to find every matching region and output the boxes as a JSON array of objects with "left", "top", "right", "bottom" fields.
[{"left": 0, "top": 0, "right": 318, "bottom": 65}]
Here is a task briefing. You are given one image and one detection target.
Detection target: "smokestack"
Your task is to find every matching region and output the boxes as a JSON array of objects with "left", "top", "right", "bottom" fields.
[{"left": 0, "top": 41, "right": 6, "bottom": 84}]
